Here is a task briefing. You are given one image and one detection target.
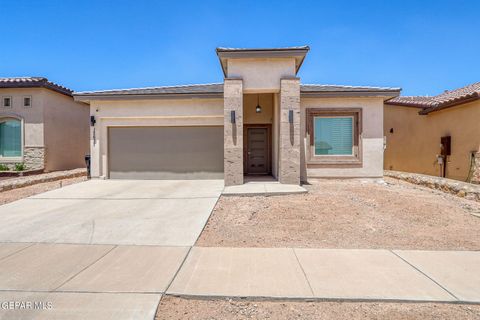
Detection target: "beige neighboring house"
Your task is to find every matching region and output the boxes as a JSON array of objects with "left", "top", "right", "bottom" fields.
[
  {"left": 74, "top": 46, "right": 400, "bottom": 185},
  {"left": 0, "top": 77, "right": 89, "bottom": 172},
  {"left": 384, "top": 82, "right": 480, "bottom": 183}
]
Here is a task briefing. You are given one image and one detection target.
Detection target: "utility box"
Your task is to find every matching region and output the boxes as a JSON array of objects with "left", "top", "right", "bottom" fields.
[{"left": 441, "top": 136, "right": 451, "bottom": 156}]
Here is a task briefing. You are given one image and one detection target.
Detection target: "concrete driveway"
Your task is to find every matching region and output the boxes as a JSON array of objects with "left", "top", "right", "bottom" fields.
[
  {"left": 0, "top": 179, "right": 223, "bottom": 246},
  {"left": 0, "top": 179, "right": 222, "bottom": 319}
]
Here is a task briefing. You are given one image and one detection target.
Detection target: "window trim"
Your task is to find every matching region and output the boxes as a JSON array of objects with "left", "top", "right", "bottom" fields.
[
  {"left": 2, "top": 96, "right": 12, "bottom": 108},
  {"left": 23, "top": 96, "right": 32, "bottom": 108},
  {"left": 0, "top": 117, "right": 24, "bottom": 162},
  {"left": 306, "top": 108, "right": 362, "bottom": 168}
]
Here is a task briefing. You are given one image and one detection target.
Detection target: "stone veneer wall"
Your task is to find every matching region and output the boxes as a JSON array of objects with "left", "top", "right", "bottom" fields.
[
  {"left": 278, "top": 78, "right": 301, "bottom": 185},
  {"left": 223, "top": 79, "right": 244, "bottom": 186},
  {"left": 23, "top": 147, "right": 45, "bottom": 170},
  {"left": 471, "top": 152, "right": 480, "bottom": 184}
]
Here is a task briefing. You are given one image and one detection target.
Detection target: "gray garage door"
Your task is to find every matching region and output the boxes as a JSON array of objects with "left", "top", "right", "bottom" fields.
[{"left": 108, "top": 126, "right": 224, "bottom": 179}]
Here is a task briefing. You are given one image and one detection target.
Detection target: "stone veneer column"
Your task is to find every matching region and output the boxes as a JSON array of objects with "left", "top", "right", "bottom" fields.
[
  {"left": 278, "top": 78, "right": 301, "bottom": 185},
  {"left": 224, "top": 79, "right": 244, "bottom": 186}
]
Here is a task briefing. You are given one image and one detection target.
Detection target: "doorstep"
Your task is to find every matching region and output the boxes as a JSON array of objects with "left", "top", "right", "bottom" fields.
[{"left": 222, "top": 181, "right": 307, "bottom": 196}]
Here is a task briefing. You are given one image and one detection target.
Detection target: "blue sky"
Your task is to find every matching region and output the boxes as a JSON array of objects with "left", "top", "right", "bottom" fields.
[{"left": 1, "top": 0, "right": 478, "bottom": 95}]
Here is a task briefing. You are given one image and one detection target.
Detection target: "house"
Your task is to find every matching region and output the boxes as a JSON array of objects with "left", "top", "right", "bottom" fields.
[
  {"left": 74, "top": 46, "right": 400, "bottom": 185},
  {"left": 0, "top": 77, "right": 89, "bottom": 172},
  {"left": 384, "top": 82, "right": 480, "bottom": 183}
]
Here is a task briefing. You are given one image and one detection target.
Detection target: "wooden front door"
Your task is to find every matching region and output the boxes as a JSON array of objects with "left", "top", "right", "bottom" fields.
[{"left": 246, "top": 127, "right": 269, "bottom": 174}]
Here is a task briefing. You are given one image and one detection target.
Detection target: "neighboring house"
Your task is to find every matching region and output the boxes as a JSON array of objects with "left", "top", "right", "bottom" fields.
[
  {"left": 0, "top": 77, "right": 89, "bottom": 172},
  {"left": 74, "top": 46, "right": 400, "bottom": 185},
  {"left": 384, "top": 82, "right": 480, "bottom": 183}
]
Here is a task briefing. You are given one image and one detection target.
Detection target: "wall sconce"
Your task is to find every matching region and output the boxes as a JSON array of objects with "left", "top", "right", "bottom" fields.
[
  {"left": 230, "top": 110, "right": 236, "bottom": 123},
  {"left": 90, "top": 115, "right": 96, "bottom": 126},
  {"left": 288, "top": 110, "right": 293, "bottom": 123},
  {"left": 255, "top": 94, "right": 262, "bottom": 113},
  {"left": 389, "top": 128, "right": 394, "bottom": 133}
]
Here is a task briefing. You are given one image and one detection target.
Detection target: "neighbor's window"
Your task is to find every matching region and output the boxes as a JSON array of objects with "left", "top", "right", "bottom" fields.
[
  {"left": 314, "top": 116, "right": 353, "bottom": 155},
  {"left": 0, "top": 119, "right": 22, "bottom": 157},
  {"left": 23, "top": 96, "right": 31, "bottom": 107},
  {"left": 2, "top": 97, "right": 12, "bottom": 108}
]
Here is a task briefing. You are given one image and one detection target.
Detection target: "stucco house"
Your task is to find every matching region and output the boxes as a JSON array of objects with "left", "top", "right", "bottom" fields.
[
  {"left": 74, "top": 46, "right": 400, "bottom": 185},
  {"left": 0, "top": 77, "right": 89, "bottom": 172},
  {"left": 384, "top": 82, "right": 480, "bottom": 183}
]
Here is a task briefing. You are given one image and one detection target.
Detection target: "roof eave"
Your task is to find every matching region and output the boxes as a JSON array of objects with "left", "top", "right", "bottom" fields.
[
  {"left": 73, "top": 92, "right": 224, "bottom": 103},
  {"left": 418, "top": 94, "right": 480, "bottom": 115},
  {"left": 216, "top": 47, "right": 310, "bottom": 77}
]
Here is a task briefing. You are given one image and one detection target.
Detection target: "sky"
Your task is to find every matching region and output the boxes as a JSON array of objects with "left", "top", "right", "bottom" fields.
[{"left": 0, "top": 0, "right": 479, "bottom": 96}]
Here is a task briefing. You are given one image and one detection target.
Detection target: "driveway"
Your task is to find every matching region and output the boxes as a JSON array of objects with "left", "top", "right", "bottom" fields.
[
  {"left": 0, "top": 179, "right": 222, "bottom": 319},
  {"left": 0, "top": 179, "right": 223, "bottom": 246}
]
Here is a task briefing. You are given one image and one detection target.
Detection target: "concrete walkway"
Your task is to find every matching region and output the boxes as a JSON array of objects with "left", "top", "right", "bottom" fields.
[
  {"left": 168, "top": 247, "right": 480, "bottom": 303},
  {"left": 0, "top": 244, "right": 478, "bottom": 319}
]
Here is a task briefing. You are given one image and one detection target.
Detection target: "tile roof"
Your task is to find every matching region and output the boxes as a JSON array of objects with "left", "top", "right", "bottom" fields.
[
  {"left": 301, "top": 84, "right": 400, "bottom": 93},
  {"left": 0, "top": 77, "right": 73, "bottom": 96},
  {"left": 386, "top": 82, "right": 480, "bottom": 114},
  {"left": 75, "top": 83, "right": 224, "bottom": 96},
  {"left": 75, "top": 83, "right": 400, "bottom": 98}
]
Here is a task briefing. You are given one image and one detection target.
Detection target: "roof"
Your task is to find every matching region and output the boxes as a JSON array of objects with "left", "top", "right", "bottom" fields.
[
  {"left": 0, "top": 77, "right": 73, "bottom": 96},
  {"left": 386, "top": 82, "right": 480, "bottom": 114},
  {"left": 216, "top": 46, "right": 310, "bottom": 77},
  {"left": 74, "top": 82, "right": 400, "bottom": 101}
]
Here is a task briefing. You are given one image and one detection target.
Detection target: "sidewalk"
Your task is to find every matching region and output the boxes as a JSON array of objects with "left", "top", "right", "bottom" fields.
[{"left": 167, "top": 247, "right": 480, "bottom": 303}]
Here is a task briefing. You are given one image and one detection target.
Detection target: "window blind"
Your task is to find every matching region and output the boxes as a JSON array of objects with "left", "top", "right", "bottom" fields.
[{"left": 314, "top": 117, "right": 353, "bottom": 155}]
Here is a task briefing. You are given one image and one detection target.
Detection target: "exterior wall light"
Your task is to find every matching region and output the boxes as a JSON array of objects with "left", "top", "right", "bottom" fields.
[
  {"left": 230, "top": 110, "right": 236, "bottom": 123},
  {"left": 255, "top": 94, "right": 262, "bottom": 113}
]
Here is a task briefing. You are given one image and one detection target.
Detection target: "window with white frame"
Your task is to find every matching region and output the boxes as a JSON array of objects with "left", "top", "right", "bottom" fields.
[
  {"left": 2, "top": 97, "right": 12, "bottom": 108},
  {"left": 0, "top": 118, "right": 22, "bottom": 158}
]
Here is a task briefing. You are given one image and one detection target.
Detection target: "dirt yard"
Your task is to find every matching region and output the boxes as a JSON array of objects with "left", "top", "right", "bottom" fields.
[
  {"left": 0, "top": 176, "right": 87, "bottom": 205},
  {"left": 197, "top": 178, "right": 480, "bottom": 250},
  {"left": 156, "top": 296, "right": 480, "bottom": 320}
]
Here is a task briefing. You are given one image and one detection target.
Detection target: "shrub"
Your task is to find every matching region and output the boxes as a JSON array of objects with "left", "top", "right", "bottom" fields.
[
  {"left": 14, "top": 163, "right": 26, "bottom": 171},
  {"left": 0, "top": 164, "right": 9, "bottom": 171}
]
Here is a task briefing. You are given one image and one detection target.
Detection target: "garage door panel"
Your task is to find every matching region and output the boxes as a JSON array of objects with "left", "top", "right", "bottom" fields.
[{"left": 108, "top": 127, "right": 224, "bottom": 179}]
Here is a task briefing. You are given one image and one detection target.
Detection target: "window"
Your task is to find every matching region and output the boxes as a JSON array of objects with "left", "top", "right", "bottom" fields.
[
  {"left": 314, "top": 116, "right": 353, "bottom": 155},
  {"left": 0, "top": 119, "right": 22, "bottom": 158},
  {"left": 306, "top": 108, "right": 362, "bottom": 167},
  {"left": 23, "top": 96, "right": 31, "bottom": 107},
  {"left": 2, "top": 97, "right": 12, "bottom": 108}
]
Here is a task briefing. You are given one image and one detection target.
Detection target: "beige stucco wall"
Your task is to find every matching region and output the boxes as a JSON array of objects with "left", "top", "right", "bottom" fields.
[
  {"left": 43, "top": 90, "right": 89, "bottom": 171},
  {"left": 227, "top": 58, "right": 296, "bottom": 93},
  {"left": 89, "top": 98, "right": 224, "bottom": 178},
  {"left": 0, "top": 88, "right": 45, "bottom": 147},
  {"left": 243, "top": 93, "right": 273, "bottom": 124},
  {"left": 300, "top": 97, "right": 385, "bottom": 180},
  {"left": 384, "top": 100, "right": 480, "bottom": 181}
]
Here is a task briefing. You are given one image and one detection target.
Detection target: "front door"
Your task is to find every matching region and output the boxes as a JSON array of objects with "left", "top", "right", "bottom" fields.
[{"left": 246, "top": 127, "right": 269, "bottom": 174}]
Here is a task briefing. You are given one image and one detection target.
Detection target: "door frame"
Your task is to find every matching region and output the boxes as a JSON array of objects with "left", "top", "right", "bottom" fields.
[{"left": 243, "top": 124, "right": 272, "bottom": 175}]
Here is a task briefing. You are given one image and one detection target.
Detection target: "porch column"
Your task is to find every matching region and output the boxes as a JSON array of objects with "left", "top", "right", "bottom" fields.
[
  {"left": 224, "top": 78, "right": 244, "bottom": 186},
  {"left": 278, "top": 78, "right": 301, "bottom": 185}
]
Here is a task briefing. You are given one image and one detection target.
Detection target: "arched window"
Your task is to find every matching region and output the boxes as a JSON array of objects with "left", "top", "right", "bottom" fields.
[{"left": 0, "top": 118, "right": 22, "bottom": 158}]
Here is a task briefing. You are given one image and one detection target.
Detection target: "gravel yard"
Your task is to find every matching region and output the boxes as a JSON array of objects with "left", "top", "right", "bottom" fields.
[
  {"left": 197, "top": 177, "right": 480, "bottom": 250},
  {"left": 0, "top": 176, "right": 87, "bottom": 205},
  {"left": 155, "top": 296, "right": 480, "bottom": 320}
]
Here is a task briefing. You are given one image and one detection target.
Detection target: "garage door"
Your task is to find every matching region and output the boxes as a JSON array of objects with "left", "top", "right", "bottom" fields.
[{"left": 108, "top": 126, "right": 224, "bottom": 179}]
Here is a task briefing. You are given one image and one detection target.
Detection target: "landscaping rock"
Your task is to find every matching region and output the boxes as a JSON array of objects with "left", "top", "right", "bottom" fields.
[
  {"left": 0, "top": 168, "right": 87, "bottom": 192},
  {"left": 384, "top": 170, "right": 480, "bottom": 202}
]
